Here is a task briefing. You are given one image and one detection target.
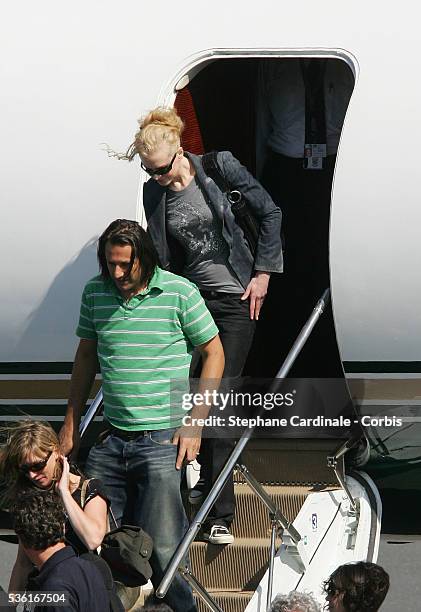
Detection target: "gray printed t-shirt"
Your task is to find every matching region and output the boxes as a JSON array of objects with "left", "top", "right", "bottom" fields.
[{"left": 166, "top": 177, "right": 244, "bottom": 293}]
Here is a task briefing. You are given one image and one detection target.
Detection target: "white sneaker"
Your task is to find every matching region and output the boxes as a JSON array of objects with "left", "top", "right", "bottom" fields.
[{"left": 203, "top": 525, "right": 234, "bottom": 545}]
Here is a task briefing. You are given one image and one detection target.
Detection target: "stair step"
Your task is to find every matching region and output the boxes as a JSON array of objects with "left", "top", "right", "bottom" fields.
[
  {"left": 188, "top": 483, "right": 317, "bottom": 538},
  {"left": 231, "top": 483, "right": 313, "bottom": 538},
  {"left": 195, "top": 590, "right": 253, "bottom": 612},
  {"left": 238, "top": 439, "right": 341, "bottom": 485},
  {"left": 191, "top": 539, "right": 270, "bottom": 591}
]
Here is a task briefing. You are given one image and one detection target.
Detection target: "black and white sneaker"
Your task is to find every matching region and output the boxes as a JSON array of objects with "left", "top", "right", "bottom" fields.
[{"left": 203, "top": 525, "right": 234, "bottom": 545}]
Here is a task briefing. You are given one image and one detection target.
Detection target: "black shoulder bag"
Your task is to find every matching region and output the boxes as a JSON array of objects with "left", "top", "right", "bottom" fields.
[
  {"left": 202, "top": 151, "right": 259, "bottom": 255},
  {"left": 80, "top": 478, "right": 153, "bottom": 587}
]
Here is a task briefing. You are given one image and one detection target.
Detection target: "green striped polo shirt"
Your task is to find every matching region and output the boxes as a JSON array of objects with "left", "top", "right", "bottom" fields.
[{"left": 76, "top": 267, "right": 218, "bottom": 431}]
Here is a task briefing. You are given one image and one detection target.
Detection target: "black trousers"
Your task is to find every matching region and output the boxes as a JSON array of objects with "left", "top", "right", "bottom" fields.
[{"left": 192, "top": 292, "right": 256, "bottom": 528}]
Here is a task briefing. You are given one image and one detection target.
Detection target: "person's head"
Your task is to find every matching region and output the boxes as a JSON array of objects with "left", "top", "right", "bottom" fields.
[
  {"left": 12, "top": 488, "right": 66, "bottom": 552},
  {"left": 324, "top": 562, "right": 390, "bottom": 612},
  {"left": 0, "top": 420, "right": 62, "bottom": 502},
  {"left": 97, "top": 219, "right": 158, "bottom": 297},
  {"left": 126, "top": 107, "right": 185, "bottom": 187},
  {"left": 269, "top": 591, "right": 321, "bottom": 612}
]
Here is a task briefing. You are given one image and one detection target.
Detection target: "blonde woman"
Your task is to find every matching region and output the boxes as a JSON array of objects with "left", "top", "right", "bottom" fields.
[
  {"left": 119, "top": 107, "right": 283, "bottom": 544},
  {"left": 0, "top": 420, "right": 108, "bottom": 592}
]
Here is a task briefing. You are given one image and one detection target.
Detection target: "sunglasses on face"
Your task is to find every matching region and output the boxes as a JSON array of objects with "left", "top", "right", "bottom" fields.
[
  {"left": 325, "top": 583, "right": 339, "bottom": 597},
  {"left": 19, "top": 450, "right": 52, "bottom": 474},
  {"left": 141, "top": 151, "right": 177, "bottom": 176}
]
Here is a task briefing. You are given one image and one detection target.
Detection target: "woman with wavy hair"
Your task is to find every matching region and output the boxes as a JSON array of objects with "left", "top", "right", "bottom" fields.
[{"left": 0, "top": 420, "right": 108, "bottom": 592}]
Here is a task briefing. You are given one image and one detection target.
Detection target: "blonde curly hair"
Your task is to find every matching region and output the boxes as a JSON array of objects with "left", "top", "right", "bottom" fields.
[{"left": 105, "top": 106, "right": 184, "bottom": 162}]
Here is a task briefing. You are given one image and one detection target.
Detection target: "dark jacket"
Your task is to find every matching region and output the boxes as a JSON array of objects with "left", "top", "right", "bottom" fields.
[
  {"left": 143, "top": 151, "right": 283, "bottom": 290},
  {"left": 27, "top": 546, "right": 111, "bottom": 612}
]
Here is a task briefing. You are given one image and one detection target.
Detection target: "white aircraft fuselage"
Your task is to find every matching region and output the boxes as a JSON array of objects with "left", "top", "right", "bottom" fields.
[{"left": 1, "top": 2, "right": 419, "bottom": 379}]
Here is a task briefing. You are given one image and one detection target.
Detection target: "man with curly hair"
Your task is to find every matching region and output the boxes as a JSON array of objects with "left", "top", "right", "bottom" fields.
[
  {"left": 324, "top": 562, "right": 390, "bottom": 612},
  {"left": 12, "top": 489, "right": 112, "bottom": 611},
  {"left": 269, "top": 590, "right": 321, "bottom": 611}
]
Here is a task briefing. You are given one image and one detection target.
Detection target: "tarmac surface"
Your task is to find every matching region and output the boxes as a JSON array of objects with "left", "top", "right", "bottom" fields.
[
  {"left": 0, "top": 533, "right": 419, "bottom": 610},
  {"left": 377, "top": 534, "right": 421, "bottom": 611}
]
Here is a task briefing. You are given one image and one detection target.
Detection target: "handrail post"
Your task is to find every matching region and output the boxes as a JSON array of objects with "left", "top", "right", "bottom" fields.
[
  {"left": 237, "top": 463, "right": 301, "bottom": 544},
  {"left": 266, "top": 519, "right": 278, "bottom": 611},
  {"left": 327, "top": 432, "right": 363, "bottom": 512}
]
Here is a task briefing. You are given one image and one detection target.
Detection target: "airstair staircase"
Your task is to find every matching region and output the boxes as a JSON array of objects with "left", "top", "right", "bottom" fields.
[
  {"left": 188, "top": 437, "right": 380, "bottom": 612},
  {"left": 190, "top": 439, "right": 336, "bottom": 611}
]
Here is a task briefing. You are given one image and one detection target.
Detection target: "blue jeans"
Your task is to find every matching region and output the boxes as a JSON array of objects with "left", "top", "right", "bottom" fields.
[{"left": 85, "top": 427, "right": 197, "bottom": 612}]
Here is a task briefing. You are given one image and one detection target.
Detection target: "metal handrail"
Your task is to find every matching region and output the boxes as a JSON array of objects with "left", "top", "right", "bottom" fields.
[
  {"left": 156, "top": 289, "right": 331, "bottom": 601},
  {"left": 79, "top": 388, "right": 104, "bottom": 437},
  {"left": 237, "top": 464, "right": 300, "bottom": 543},
  {"left": 181, "top": 568, "right": 224, "bottom": 612}
]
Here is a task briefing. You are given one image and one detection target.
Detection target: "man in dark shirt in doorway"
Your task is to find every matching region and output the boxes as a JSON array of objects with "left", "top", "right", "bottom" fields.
[{"left": 12, "top": 489, "right": 111, "bottom": 612}]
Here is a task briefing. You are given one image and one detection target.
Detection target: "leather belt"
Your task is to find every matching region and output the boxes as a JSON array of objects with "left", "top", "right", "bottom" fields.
[
  {"left": 200, "top": 290, "right": 243, "bottom": 300},
  {"left": 106, "top": 423, "right": 151, "bottom": 440}
]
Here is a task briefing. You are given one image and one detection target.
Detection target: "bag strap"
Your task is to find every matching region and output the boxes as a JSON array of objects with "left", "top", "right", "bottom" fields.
[
  {"left": 202, "top": 151, "right": 233, "bottom": 195},
  {"left": 80, "top": 477, "right": 92, "bottom": 509},
  {"left": 202, "top": 151, "right": 259, "bottom": 256},
  {"left": 108, "top": 506, "right": 118, "bottom": 530},
  {"left": 80, "top": 476, "right": 118, "bottom": 530}
]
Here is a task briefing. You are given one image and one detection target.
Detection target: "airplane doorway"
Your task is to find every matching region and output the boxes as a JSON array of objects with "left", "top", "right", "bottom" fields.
[{"left": 174, "top": 56, "right": 355, "bottom": 378}]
